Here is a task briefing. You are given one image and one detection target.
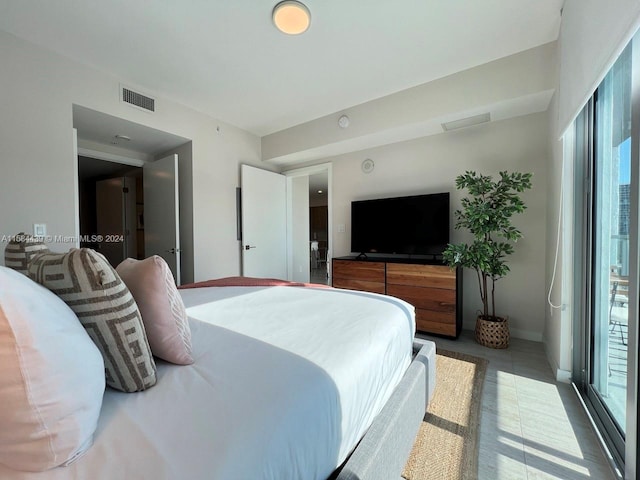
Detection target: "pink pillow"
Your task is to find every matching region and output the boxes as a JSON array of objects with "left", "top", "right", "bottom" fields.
[
  {"left": 0, "top": 266, "right": 105, "bottom": 471},
  {"left": 116, "top": 256, "right": 193, "bottom": 365}
]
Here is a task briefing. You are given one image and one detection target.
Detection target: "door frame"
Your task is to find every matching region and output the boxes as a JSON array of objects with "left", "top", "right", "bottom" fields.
[
  {"left": 283, "top": 162, "right": 333, "bottom": 282},
  {"left": 73, "top": 128, "right": 80, "bottom": 248}
]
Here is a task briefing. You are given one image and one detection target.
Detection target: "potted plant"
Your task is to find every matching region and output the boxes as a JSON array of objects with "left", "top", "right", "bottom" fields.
[{"left": 442, "top": 170, "right": 532, "bottom": 348}]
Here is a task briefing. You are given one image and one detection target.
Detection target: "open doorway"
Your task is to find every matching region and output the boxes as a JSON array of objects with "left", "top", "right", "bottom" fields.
[
  {"left": 73, "top": 105, "right": 194, "bottom": 284},
  {"left": 78, "top": 157, "right": 143, "bottom": 267},
  {"left": 284, "top": 163, "right": 332, "bottom": 285},
  {"left": 309, "top": 173, "right": 329, "bottom": 284}
]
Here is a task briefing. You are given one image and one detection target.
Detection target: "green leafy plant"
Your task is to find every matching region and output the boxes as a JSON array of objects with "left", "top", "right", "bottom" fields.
[{"left": 443, "top": 171, "right": 532, "bottom": 321}]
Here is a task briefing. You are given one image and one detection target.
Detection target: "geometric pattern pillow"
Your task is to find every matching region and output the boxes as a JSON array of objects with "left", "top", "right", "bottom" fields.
[
  {"left": 116, "top": 256, "right": 193, "bottom": 365},
  {"left": 3, "top": 232, "right": 50, "bottom": 275},
  {"left": 28, "top": 248, "right": 157, "bottom": 393}
]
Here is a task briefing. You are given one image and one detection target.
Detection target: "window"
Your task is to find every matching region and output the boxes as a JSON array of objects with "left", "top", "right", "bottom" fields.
[{"left": 573, "top": 41, "right": 637, "bottom": 472}]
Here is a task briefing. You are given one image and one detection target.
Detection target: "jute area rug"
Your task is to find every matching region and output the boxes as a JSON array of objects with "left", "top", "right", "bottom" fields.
[{"left": 402, "top": 349, "right": 488, "bottom": 480}]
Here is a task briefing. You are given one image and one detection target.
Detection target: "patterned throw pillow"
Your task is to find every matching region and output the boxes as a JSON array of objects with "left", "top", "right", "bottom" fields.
[
  {"left": 116, "top": 256, "right": 193, "bottom": 365},
  {"left": 28, "top": 248, "right": 157, "bottom": 393},
  {"left": 3, "top": 232, "right": 49, "bottom": 275}
]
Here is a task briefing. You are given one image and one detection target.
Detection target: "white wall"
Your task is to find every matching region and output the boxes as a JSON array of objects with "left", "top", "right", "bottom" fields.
[
  {"left": 543, "top": 93, "right": 574, "bottom": 381},
  {"left": 325, "top": 112, "right": 549, "bottom": 340},
  {"left": 0, "top": 31, "right": 272, "bottom": 280},
  {"left": 558, "top": 0, "right": 640, "bottom": 135}
]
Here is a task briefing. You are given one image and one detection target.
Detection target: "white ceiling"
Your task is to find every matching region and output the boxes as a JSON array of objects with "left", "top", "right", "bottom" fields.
[
  {"left": 309, "top": 172, "right": 327, "bottom": 192},
  {"left": 0, "top": 0, "right": 563, "bottom": 137}
]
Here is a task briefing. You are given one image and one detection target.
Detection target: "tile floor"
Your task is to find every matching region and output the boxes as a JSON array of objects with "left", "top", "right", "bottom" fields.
[
  {"left": 310, "top": 267, "right": 329, "bottom": 285},
  {"left": 416, "top": 331, "right": 618, "bottom": 480}
]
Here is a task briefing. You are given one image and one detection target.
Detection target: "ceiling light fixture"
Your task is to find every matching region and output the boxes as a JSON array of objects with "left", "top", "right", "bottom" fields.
[{"left": 272, "top": 1, "right": 311, "bottom": 35}]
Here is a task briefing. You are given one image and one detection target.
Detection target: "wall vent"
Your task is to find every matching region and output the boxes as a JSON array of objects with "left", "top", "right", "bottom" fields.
[
  {"left": 441, "top": 112, "right": 490, "bottom": 132},
  {"left": 120, "top": 85, "right": 155, "bottom": 112}
]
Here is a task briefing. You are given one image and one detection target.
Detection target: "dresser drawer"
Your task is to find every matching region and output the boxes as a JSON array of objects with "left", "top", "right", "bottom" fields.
[
  {"left": 386, "top": 263, "right": 455, "bottom": 289},
  {"left": 330, "top": 258, "right": 461, "bottom": 338},
  {"left": 386, "top": 284, "right": 456, "bottom": 313},
  {"left": 415, "top": 309, "right": 457, "bottom": 336},
  {"left": 332, "top": 260, "right": 385, "bottom": 283},
  {"left": 332, "top": 278, "right": 385, "bottom": 294}
]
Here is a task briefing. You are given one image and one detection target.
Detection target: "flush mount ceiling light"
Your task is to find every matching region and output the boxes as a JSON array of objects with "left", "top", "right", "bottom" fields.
[{"left": 272, "top": 1, "right": 311, "bottom": 35}]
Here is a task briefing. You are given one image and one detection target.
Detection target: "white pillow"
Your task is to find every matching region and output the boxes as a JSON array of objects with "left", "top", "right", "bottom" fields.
[{"left": 0, "top": 266, "right": 105, "bottom": 472}]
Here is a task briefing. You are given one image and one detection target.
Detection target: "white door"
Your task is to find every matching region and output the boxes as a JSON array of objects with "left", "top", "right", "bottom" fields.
[
  {"left": 241, "top": 165, "right": 287, "bottom": 279},
  {"left": 144, "top": 155, "right": 181, "bottom": 284}
]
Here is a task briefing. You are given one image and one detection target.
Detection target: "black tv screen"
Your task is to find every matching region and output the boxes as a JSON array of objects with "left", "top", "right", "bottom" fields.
[{"left": 351, "top": 193, "right": 449, "bottom": 256}]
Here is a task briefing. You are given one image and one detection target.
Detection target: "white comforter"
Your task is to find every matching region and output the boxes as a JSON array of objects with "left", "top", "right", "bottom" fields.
[{"left": 0, "top": 286, "right": 415, "bottom": 480}]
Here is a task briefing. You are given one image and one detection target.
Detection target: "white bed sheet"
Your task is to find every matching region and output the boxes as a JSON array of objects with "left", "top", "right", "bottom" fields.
[{"left": 0, "top": 286, "right": 415, "bottom": 480}]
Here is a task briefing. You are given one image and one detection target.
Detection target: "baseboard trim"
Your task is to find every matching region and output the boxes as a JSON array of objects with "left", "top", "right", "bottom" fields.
[
  {"left": 555, "top": 368, "right": 572, "bottom": 383},
  {"left": 543, "top": 340, "right": 572, "bottom": 383}
]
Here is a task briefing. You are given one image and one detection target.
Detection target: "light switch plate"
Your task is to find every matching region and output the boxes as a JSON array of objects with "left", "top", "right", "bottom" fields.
[
  {"left": 337, "top": 224, "right": 346, "bottom": 233},
  {"left": 33, "top": 223, "right": 46, "bottom": 237}
]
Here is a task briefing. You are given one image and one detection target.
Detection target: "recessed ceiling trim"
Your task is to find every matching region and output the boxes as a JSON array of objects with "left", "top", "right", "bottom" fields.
[{"left": 441, "top": 113, "right": 491, "bottom": 131}]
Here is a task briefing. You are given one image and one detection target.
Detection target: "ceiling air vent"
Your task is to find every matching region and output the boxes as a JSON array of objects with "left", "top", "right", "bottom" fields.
[
  {"left": 441, "top": 113, "right": 490, "bottom": 132},
  {"left": 120, "top": 85, "right": 155, "bottom": 112}
]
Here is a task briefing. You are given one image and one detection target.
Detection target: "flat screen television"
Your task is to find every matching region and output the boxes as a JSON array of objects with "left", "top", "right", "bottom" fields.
[{"left": 351, "top": 193, "right": 449, "bottom": 257}]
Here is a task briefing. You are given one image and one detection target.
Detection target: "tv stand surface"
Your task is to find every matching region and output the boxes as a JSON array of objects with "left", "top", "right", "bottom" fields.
[
  {"left": 332, "top": 257, "right": 462, "bottom": 338},
  {"left": 336, "top": 255, "right": 446, "bottom": 265}
]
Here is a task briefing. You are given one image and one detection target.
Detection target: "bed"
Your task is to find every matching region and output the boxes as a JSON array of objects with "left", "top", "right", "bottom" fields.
[{"left": 0, "top": 282, "right": 436, "bottom": 480}]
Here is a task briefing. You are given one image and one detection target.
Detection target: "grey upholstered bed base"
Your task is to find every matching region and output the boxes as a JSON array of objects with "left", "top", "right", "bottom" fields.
[{"left": 333, "top": 340, "right": 437, "bottom": 480}]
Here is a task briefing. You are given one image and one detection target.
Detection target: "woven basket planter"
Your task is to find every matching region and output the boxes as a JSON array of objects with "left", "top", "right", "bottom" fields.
[{"left": 475, "top": 316, "right": 510, "bottom": 349}]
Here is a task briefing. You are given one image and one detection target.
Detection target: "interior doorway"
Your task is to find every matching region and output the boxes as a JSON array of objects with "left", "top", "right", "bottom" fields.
[
  {"left": 78, "top": 157, "right": 143, "bottom": 268},
  {"left": 309, "top": 173, "right": 329, "bottom": 284},
  {"left": 284, "top": 163, "right": 332, "bottom": 285},
  {"left": 72, "top": 105, "right": 194, "bottom": 284}
]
